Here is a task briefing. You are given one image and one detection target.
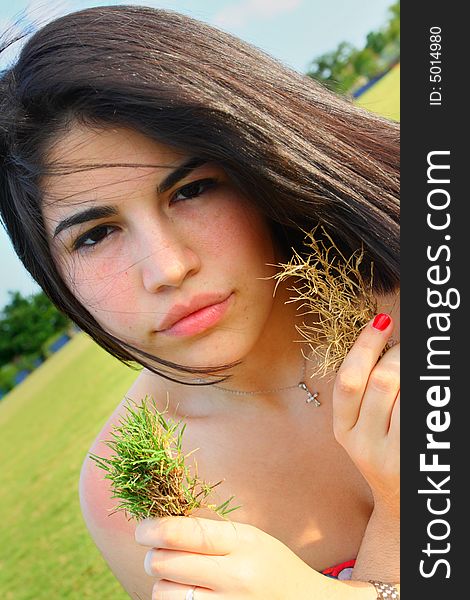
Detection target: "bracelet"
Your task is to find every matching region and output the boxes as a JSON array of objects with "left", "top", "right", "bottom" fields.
[{"left": 368, "top": 580, "right": 400, "bottom": 600}]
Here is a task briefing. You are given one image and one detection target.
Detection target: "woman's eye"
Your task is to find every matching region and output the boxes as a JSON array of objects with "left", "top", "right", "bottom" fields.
[
  {"left": 73, "top": 225, "right": 114, "bottom": 251},
  {"left": 171, "top": 178, "right": 217, "bottom": 203}
]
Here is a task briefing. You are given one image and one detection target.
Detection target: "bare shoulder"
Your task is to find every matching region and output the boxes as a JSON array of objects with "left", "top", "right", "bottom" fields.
[{"left": 79, "top": 369, "right": 157, "bottom": 598}]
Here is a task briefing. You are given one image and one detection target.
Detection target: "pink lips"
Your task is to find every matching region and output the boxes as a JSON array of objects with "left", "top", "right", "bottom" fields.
[{"left": 159, "top": 294, "right": 233, "bottom": 337}]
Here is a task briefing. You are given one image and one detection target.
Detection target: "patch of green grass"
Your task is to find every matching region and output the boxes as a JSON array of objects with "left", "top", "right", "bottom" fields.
[
  {"left": 355, "top": 62, "right": 400, "bottom": 122},
  {"left": 0, "top": 333, "right": 137, "bottom": 599}
]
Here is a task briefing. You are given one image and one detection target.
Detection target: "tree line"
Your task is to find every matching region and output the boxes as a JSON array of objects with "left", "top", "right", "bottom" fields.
[
  {"left": 0, "top": 290, "right": 70, "bottom": 393},
  {"left": 307, "top": 0, "right": 399, "bottom": 94}
]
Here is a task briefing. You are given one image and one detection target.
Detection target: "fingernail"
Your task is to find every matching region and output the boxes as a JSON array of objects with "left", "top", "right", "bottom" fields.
[
  {"left": 144, "top": 550, "right": 154, "bottom": 576},
  {"left": 372, "top": 313, "right": 391, "bottom": 331}
]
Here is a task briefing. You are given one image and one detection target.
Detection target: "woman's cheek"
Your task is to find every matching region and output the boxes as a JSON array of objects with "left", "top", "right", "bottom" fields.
[
  {"left": 194, "top": 197, "right": 275, "bottom": 267},
  {"left": 71, "top": 255, "right": 139, "bottom": 327}
]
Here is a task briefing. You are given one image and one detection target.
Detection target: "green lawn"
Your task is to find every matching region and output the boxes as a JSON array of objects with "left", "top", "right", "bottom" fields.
[
  {"left": 0, "top": 333, "right": 137, "bottom": 599},
  {"left": 355, "top": 62, "right": 400, "bottom": 122}
]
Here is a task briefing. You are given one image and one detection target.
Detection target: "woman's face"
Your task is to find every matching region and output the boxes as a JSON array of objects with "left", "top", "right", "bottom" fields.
[{"left": 41, "top": 125, "right": 284, "bottom": 368}]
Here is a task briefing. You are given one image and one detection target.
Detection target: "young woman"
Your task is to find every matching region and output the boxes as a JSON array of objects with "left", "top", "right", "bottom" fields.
[{"left": 0, "top": 5, "right": 400, "bottom": 600}]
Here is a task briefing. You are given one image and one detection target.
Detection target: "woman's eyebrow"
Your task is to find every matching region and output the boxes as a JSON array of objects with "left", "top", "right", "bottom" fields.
[
  {"left": 53, "top": 156, "right": 208, "bottom": 238},
  {"left": 53, "top": 206, "right": 118, "bottom": 238},
  {"left": 156, "top": 156, "right": 208, "bottom": 194}
]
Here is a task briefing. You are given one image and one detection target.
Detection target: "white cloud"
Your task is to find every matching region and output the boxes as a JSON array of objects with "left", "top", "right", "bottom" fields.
[{"left": 213, "top": 0, "right": 303, "bottom": 28}]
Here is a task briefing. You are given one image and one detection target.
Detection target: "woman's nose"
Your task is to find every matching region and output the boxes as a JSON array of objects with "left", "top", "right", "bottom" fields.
[{"left": 137, "top": 228, "right": 200, "bottom": 292}]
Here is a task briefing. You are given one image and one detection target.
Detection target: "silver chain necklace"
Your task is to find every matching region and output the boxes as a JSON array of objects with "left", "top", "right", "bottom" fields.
[{"left": 212, "top": 357, "right": 320, "bottom": 406}]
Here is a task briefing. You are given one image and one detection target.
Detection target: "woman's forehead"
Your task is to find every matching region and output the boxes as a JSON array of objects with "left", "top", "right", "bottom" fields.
[
  {"left": 45, "top": 124, "right": 187, "bottom": 167},
  {"left": 41, "top": 125, "right": 190, "bottom": 202}
]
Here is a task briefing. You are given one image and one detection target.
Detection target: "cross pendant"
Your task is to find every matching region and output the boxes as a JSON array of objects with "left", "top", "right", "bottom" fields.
[{"left": 298, "top": 382, "right": 321, "bottom": 407}]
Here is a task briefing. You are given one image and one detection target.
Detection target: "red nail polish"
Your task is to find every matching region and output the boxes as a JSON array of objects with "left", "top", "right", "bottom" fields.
[{"left": 372, "top": 313, "right": 391, "bottom": 331}]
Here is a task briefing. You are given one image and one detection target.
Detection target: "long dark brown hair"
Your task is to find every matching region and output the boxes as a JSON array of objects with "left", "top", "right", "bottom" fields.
[{"left": 0, "top": 5, "right": 399, "bottom": 383}]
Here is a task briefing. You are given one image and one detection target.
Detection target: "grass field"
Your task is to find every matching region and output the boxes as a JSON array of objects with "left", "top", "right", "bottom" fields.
[
  {"left": 355, "top": 62, "right": 400, "bottom": 122},
  {"left": 0, "top": 333, "right": 137, "bottom": 599}
]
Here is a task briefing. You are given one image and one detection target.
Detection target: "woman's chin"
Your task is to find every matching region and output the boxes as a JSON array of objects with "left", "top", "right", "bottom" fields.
[{"left": 135, "top": 343, "right": 246, "bottom": 377}]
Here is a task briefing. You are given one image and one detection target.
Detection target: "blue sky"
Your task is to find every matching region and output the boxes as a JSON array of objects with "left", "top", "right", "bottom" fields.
[{"left": 0, "top": 0, "right": 394, "bottom": 309}]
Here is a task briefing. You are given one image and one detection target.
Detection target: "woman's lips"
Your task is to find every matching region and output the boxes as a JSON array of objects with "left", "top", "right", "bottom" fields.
[{"left": 160, "top": 293, "right": 233, "bottom": 337}]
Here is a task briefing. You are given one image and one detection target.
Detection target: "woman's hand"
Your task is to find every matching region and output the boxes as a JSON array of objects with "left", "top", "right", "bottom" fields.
[
  {"left": 332, "top": 313, "right": 400, "bottom": 516},
  {"left": 135, "top": 515, "right": 326, "bottom": 599},
  {"left": 332, "top": 314, "right": 400, "bottom": 582}
]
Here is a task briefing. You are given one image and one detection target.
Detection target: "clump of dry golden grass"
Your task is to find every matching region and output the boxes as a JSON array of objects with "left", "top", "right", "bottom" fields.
[
  {"left": 272, "top": 227, "right": 380, "bottom": 378},
  {"left": 89, "top": 396, "right": 240, "bottom": 521}
]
